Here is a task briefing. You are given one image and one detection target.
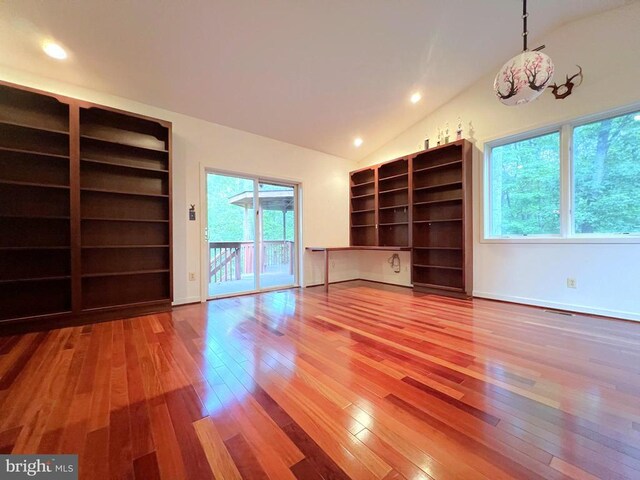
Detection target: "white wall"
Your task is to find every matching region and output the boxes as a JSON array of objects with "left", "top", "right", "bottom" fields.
[
  {"left": 0, "top": 67, "right": 360, "bottom": 305},
  {"left": 359, "top": 3, "right": 640, "bottom": 320},
  {"left": 357, "top": 251, "right": 412, "bottom": 287}
]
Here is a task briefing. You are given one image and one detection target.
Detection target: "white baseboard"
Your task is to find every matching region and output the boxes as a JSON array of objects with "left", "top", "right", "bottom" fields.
[
  {"left": 304, "top": 280, "right": 356, "bottom": 288},
  {"left": 473, "top": 291, "right": 640, "bottom": 322},
  {"left": 304, "top": 278, "right": 413, "bottom": 289},
  {"left": 172, "top": 296, "right": 202, "bottom": 306},
  {"left": 359, "top": 275, "right": 412, "bottom": 287},
  {"left": 177, "top": 288, "right": 638, "bottom": 322},
  {"left": 303, "top": 276, "right": 360, "bottom": 288}
]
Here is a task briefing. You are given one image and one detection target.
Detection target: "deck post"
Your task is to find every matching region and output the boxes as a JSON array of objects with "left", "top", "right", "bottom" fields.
[{"left": 235, "top": 247, "right": 241, "bottom": 280}]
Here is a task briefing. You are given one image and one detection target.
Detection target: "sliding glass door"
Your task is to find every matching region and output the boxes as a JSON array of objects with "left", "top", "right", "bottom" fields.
[
  {"left": 206, "top": 172, "right": 297, "bottom": 298},
  {"left": 258, "top": 181, "right": 296, "bottom": 289},
  {"left": 207, "top": 173, "right": 257, "bottom": 297}
]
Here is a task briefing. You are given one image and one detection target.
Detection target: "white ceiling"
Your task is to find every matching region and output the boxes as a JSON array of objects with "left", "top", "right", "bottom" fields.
[{"left": 0, "top": 0, "right": 631, "bottom": 160}]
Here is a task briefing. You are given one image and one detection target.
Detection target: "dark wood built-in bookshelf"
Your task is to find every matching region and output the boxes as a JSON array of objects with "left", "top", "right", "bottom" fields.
[
  {"left": 349, "top": 139, "right": 472, "bottom": 297},
  {"left": 378, "top": 158, "right": 410, "bottom": 247},
  {"left": 350, "top": 155, "right": 411, "bottom": 248},
  {"left": 0, "top": 83, "right": 72, "bottom": 323},
  {"left": 349, "top": 167, "right": 377, "bottom": 246},
  {"left": 0, "top": 81, "right": 172, "bottom": 330},
  {"left": 412, "top": 141, "right": 472, "bottom": 297}
]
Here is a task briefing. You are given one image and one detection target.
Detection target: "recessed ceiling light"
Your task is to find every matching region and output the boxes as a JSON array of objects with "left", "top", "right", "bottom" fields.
[
  {"left": 42, "top": 41, "right": 67, "bottom": 60},
  {"left": 354, "top": 137, "right": 363, "bottom": 148},
  {"left": 410, "top": 92, "right": 422, "bottom": 104}
]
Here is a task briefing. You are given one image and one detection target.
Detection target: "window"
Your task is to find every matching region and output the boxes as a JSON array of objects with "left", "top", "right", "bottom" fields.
[
  {"left": 485, "top": 106, "right": 640, "bottom": 241},
  {"left": 489, "top": 132, "right": 560, "bottom": 237},
  {"left": 573, "top": 111, "right": 640, "bottom": 235}
]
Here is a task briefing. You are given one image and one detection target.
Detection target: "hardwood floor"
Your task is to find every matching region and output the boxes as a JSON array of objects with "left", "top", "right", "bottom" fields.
[{"left": 1, "top": 280, "right": 640, "bottom": 479}]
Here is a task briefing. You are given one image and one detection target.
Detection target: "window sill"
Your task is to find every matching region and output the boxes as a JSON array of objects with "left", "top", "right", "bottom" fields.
[{"left": 481, "top": 236, "right": 640, "bottom": 245}]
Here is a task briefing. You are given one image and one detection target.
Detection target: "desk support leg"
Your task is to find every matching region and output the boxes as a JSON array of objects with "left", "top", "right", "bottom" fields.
[{"left": 324, "top": 250, "right": 329, "bottom": 292}]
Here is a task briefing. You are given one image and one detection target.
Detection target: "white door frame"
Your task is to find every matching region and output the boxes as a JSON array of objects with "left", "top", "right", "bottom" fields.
[{"left": 199, "top": 165, "right": 301, "bottom": 301}]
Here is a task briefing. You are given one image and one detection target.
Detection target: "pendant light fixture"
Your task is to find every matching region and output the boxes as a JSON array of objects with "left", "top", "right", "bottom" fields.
[{"left": 494, "top": 0, "right": 554, "bottom": 106}]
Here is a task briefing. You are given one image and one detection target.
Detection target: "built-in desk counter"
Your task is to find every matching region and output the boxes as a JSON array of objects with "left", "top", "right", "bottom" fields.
[{"left": 306, "top": 246, "right": 411, "bottom": 292}]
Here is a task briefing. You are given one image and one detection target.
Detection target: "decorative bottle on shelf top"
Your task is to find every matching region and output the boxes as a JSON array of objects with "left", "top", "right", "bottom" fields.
[
  {"left": 444, "top": 123, "right": 450, "bottom": 144},
  {"left": 456, "top": 117, "right": 463, "bottom": 140},
  {"left": 468, "top": 120, "right": 476, "bottom": 142},
  {"left": 436, "top": 128, "right": 442, "bottom": 146},
  {"left": 424, "top": 135, "right": 430, "bottom": 150}
]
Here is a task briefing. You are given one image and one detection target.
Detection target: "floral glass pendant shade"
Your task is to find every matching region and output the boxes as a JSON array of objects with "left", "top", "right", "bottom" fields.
[
  {"left": 494, "top": 51, "right": 554, "bottom": 105},
  {"left": 494, "top": 0, "right": 554, "bottom": 106}
]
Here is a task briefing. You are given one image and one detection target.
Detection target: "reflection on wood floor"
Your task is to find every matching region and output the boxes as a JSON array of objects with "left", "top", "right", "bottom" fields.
[{"left": 1, "top": 280, "right": 640, "bottom": 479}]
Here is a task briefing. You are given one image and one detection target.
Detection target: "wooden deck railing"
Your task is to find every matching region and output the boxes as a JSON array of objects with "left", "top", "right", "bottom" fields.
[{"left": 209, "top": 241, "right": 294, "bottom": 283}]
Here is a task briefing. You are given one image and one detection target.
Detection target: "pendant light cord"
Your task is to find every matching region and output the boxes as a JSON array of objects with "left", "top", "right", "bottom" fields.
[{"left": 522, "top": 0, "right": 528, "bottom": 51}]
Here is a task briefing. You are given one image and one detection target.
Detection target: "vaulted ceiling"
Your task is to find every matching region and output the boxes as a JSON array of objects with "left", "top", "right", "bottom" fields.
[{"left": 0, "top": 0, "right": 631, "bottom": 160}]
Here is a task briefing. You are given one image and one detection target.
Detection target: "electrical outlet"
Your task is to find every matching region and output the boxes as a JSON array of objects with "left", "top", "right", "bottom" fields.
[
  {"left": 189, "top": 272, "right": 196, "bottom": 281},
  {"left": 566, "top": 278, "right": 577, "bottom": 289}
]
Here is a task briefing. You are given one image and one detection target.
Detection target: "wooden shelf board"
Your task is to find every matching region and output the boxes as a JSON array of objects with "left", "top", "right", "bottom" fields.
[
  {"left": 81, "top": 217, "right": 169, "bottom": 223},
  {"left": 379, "top": 172, "right": 408, "bottom": 181},
  {"left": 0, "top": 246, "right": 70, "bottom": 251},
  {"left": 413, "top": 198, "right": 462, "bottom": 206},
  {"left": 351, "top": 224, "right": 375, "bottom": 228},
  {"left": 0, "top": 214, "right": 70, "bottom": 220},
  {"left": 0, "top": 146, "right": 69, "bottom": 160},
  {"left": 379, "top": 222, "right": 408, "bottom": 227},
  {"left": 81, "top": 157, "right": 169, "bottom": 174},
  {"left": 413, "top": 181, "right": 462, "bottom": 192},
  {"left": 80, "top": 187, "right": 168, "bottom": 198},
  {"left": 82, "top": 269, "right": 170, "bottom": 279},
  {"left": 80, "top": 133, "right": 169, "bottom": 153},
  {"left": 413, "top": 159, "right": 462, "bottom": 174},
  {"left": 379, "top": 186, "right": 408, "bottom": 195},
  {"left": 413, "top": 218, "right": 462, "bottom": 224},
  {"left": 351, "top": 208, "right": 375, "bottom": 214},
  {"left": 81, "top": 244, "right": 170, "bottom": 249},
  {"left": 0, "top": 119, "right": 69, "bottom": 136},
  {"left": 0, "top": 275, "right": 71, "bottom": 285},
  {"left": 413, "top": 246, "right": 462, "bottom": 250},
  {"left": 351, "top": 180, "right": 375, "bottom": 187},
  {"left": 413, "top": 264, "right": 462, "bottom": 271},
  {"left": 351, "top": 192, "right": 375, "bottom": 200},
  {"left": 0, "top": 179, "right": 70, "bottom": 190},
  {"left": 379, "top": 204, "right": 409, "bottom": 210}
]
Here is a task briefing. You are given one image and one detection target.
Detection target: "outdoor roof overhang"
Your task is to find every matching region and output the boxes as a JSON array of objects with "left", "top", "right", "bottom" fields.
[{"left": 228, "top": 190, "right": 294, "bottom": 211}]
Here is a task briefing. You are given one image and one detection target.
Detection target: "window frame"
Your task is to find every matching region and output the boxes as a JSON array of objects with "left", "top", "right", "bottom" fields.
[
  {"left": 483, "top": 102, "right": 640, "bottom": 244},
  {"left": 486, "top": 127, "right": 564, "bottom": 239}
]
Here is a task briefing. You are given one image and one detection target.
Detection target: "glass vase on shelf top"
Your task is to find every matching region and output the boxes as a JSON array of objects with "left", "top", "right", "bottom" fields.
[
  {"left": 436, "top": 128, "right": 442, "bottom": 146},
  {"left": 456, "top": 117, "right": 463, "bottom": 140},
  {"left": 444, "top": 123, "right": 450, "bottom": 144}
]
